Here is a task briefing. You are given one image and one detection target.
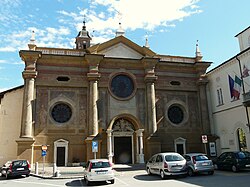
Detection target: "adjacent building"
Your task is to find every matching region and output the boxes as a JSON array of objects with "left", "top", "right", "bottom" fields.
[
  {"left": 0, "top": 23, "right": 212, "bottom": 166},
  {"left": 207, "top": 26, "right": 250, "bottom": 156}
]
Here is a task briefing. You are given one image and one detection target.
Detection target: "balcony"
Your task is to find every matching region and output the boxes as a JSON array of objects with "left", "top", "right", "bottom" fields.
[{"left": 242, "top": 91, "right": 250, "bottom": 107}]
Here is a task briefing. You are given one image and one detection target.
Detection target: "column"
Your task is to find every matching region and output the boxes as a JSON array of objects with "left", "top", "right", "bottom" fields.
[
  {"left": 85, "top": 54, "right": 104, "bottom": 161},
  {"left": 106, "top": 129, "right": 113, "bottom": 163},
  {"left": 16, "top": 50, "right": 40, "bottom": 163},
  {"left": 19, "top": 51, "right": 41, "bottom": 138},
  {"left": 85, "top": 54, "right": 104, "bottom": 136},
  {"left": 88, "top": 78, "right": 99, "bottom": 136},
  {"left": 136, "top": 129, "right": 145, "bottom": 163},
  {"left": 142, "top": 57, "right": 158, "bottom": 135}
]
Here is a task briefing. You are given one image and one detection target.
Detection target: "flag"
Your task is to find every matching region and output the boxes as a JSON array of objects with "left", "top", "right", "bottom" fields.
[
  {"left": 228, "top": 75, "right": 234, "bottom": 98},
  {"left": 233, "top": 75, "right": 242, "bottom": 100},
  {"left": 242, "top": 64, "right": 249, "bottom": 78}
]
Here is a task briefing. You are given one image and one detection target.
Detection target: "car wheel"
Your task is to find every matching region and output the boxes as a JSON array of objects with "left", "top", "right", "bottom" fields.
[
  {"left": 208, "top": 171, "right": 214, "bottom": 175},
  {"left": 232, "top": 165, "right": 238, "bottom": 172},
  {"left": 160, "top": 170, "right": 165, "bottom": 179},
  {"left": 147, "top": 167, "right": 152, "bottom": 175},
  {"left": 187, "top": 168, "right": 194, "bottom": 177},
  {"left": 110, "top": 179, "right": 115, "bottom": 184},
  {"left": 26, "top": 174, "right": 30, "bottom": 177}
]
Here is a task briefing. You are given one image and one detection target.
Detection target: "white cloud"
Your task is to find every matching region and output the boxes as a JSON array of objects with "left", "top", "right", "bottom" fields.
[
  {"left": 0, "top": 47, "right": 16, "bottom": 52},
  {"left": 57, "top": 0, "right": 202, "bottom": 43},
  {"left": 0, "top": 0, "right": 202, "bottom": 51}
]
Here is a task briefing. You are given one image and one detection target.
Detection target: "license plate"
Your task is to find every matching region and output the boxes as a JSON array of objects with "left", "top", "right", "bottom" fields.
[
  {"left": 202, "top": 163, "right": 209, "bottom": 166},
  {"left": 16, "top": 168, "right": 25, "bottom": 170},
  {"left": 97, "top": 171, "right": 107, "bottom": 174},
  {"left": 245, "top": 165, "right": 250, "bottom": 167}
]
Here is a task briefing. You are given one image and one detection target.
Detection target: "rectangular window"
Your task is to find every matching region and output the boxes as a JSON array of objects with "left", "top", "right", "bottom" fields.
[{"left": 217, "top": 88, "right": 224, "bottom": 106}]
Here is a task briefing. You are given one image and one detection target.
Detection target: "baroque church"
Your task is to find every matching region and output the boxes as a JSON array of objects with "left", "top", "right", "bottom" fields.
[{"left": 0, "top": 22, "right": 213, "bottom": 166}]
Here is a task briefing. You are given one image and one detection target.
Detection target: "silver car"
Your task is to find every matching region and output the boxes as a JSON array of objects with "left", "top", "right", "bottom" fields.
[
  {"left": 146, "top": 152, "right": 187, "bottom": 179},
  {"left": 183, "top": 153, "right": 214, "bottom": 176},
  {"left": 83, "top": 159, "right": 115, "bottom": 185}
]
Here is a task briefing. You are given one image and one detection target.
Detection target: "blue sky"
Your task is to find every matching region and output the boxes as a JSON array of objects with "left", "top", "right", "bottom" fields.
[{"left": 0, "top": 0, "right": 249, "bottom": 92}]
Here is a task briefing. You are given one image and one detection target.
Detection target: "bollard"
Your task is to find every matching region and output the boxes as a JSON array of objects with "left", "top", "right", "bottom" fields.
[
  {"left": 35, "top": 162, "right": 38, "bottom": 175},
  {"left": 53, "top": 163, "right": 57, "bottom": 177},
  {"left": 55, "top": 170, "right": 60, "bottom": 177}
]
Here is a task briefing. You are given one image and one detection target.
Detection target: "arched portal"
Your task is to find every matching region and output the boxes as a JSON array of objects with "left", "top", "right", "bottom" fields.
[{"left": 106, "top": 115, "right": 144, "bottom": 164}]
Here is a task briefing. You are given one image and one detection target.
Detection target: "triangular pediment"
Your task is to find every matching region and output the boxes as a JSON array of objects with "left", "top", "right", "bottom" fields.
[{"left": 87, "top": 35, "right": 156, "bottom": 59}]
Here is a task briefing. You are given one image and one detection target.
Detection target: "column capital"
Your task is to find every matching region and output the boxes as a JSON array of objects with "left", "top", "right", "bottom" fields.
[
  {"left": 85, "top": 54, "right": 104, "bottom": 73},
  {"left": 197, "top": 74, "right": 208, "bottom": 85},
  {"left": 106, "top": 129, "right": 113, "bottom": 134},
  {"left": 141, "top": 57, "right": 158, "bottom": 83},
  {"left": 136, "top": 129, "right": 144, "bottom": 136},
  {"left": 19, "top": 50, "right": 41, "bottom": 72},
  {"left": 141, "top": 57, "right": 159, "bottom": 70}
]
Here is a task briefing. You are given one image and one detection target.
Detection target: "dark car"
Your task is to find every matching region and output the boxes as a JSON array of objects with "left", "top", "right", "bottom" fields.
[
  {"left": 1, "top": 160, "right": 31, "bottom": 179},
  {"left": 214, "top": 151, "right": 250, "bottom": 172}
]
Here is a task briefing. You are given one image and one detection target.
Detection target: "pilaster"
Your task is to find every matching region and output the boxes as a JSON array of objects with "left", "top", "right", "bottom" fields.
[{"left": 197, "top": 74, "right": 211, "bottom": 134}]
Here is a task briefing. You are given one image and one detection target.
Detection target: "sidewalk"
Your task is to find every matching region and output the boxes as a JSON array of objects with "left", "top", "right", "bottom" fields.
[{"left": 30, "top": 164, "right": 146, "bottom": 179}]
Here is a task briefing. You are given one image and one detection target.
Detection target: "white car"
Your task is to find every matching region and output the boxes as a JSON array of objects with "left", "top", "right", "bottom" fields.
[
  {"left": 83, "top": 159, "right": 115, "bottom": 185},
  {"left": 146, "top": 152, "right": 187, "bottom": 179}
]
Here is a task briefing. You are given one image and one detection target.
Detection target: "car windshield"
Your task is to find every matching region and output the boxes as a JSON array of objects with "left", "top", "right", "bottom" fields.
[
  {"left": 91, "top": 161, "right": 111, "bottom": 168},
  {"left": 194, "top": 155, "right": 209, "bottom": 161},
  {"left": 13, "top": 160, "right": 27, "bottom": 167},
  {"left": 4, "top": 161, "right": 12, "bottom": 167},
  {"left": 165, "top": 154, "right": 184, "bottom": 162},
  {"left": 237, "top": 152, "right": 250, "bottom": 159}
]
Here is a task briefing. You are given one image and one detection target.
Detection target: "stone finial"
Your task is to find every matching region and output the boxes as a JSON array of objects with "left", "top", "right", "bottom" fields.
[
  {"left": 195, "top": 40, "right": 203, "bottom": 61},
  {"left": 144, "top": 34, "right": 150, "bottom": 48},
  {"left": 28, "top": 31, "right": 36, "bottom": 51},
  {"left": 115, "top": 22, "right": 125, "bottom": 37}
]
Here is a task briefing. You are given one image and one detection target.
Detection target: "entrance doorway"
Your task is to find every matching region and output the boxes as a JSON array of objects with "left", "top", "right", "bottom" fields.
[
  {"left": 54, "top": 139, "right": 69, "bottom": 167},
  {"left": 174, "top": 137, "right": 186, "bottom": 155},
  {"left": 114, "top": 137, "right": 132, "bottom": 164},
  {"left": 57, "top": 147, "right": 66, "bottom": 166}
]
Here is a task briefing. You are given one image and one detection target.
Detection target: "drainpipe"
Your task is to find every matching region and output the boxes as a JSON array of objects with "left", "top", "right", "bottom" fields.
[{"left": 236, "top": 56, "right": 250, "bottom": 129}]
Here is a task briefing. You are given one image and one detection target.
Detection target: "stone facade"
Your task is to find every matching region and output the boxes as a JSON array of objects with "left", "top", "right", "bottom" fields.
[{"left": 0, "top": 27, "right": 212, "bottom": 166}]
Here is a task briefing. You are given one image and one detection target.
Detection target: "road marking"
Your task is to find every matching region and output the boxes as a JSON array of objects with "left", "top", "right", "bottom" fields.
[
  {"left": 14, "top": 180, "right": 64, "bottom": 187},
  {"left": 115, "top": 176, "right": 130, "bottom": 186}
]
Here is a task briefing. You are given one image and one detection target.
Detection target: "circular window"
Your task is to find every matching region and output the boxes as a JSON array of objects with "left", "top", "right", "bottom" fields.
[
  {"left": 110, "top": 74, "right": 134, "bottom": 99},
  {"left": 51, "top": 103, "right": 72, "bottom": 123},
  {"left": 168, "top": 105, "right": 184, "bottom": 125}
]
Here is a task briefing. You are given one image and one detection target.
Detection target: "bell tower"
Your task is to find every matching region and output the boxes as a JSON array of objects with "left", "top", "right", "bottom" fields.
[{"left": 75, "top": 20, "right": 91, "bottom": 49}]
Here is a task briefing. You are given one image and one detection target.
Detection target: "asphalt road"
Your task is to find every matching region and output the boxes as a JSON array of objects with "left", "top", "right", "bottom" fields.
[{"left": 1, "top": 170, "right": 250, "bottom": 187}]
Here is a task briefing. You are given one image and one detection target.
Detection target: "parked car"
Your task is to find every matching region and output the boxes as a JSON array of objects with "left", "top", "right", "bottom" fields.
[
  {"left": 183, "top": 153, "right": 214, "bottom": 176},
  {"left": 1, "top": 160, "right": 31, "bottom": 179},
  {"left": 214, "top": 151, "right": 250, "bottom": 172},
  {"left": 146, "top": 152, "right": 187, "bottom": 179},
  {"left": 83, "top": 159, "right": 115, "bottom": 185}
]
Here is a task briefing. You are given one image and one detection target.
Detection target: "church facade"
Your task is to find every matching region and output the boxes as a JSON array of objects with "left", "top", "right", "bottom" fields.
[{"left": 0, "top": 24, "right": 212, "bottom": 166}]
